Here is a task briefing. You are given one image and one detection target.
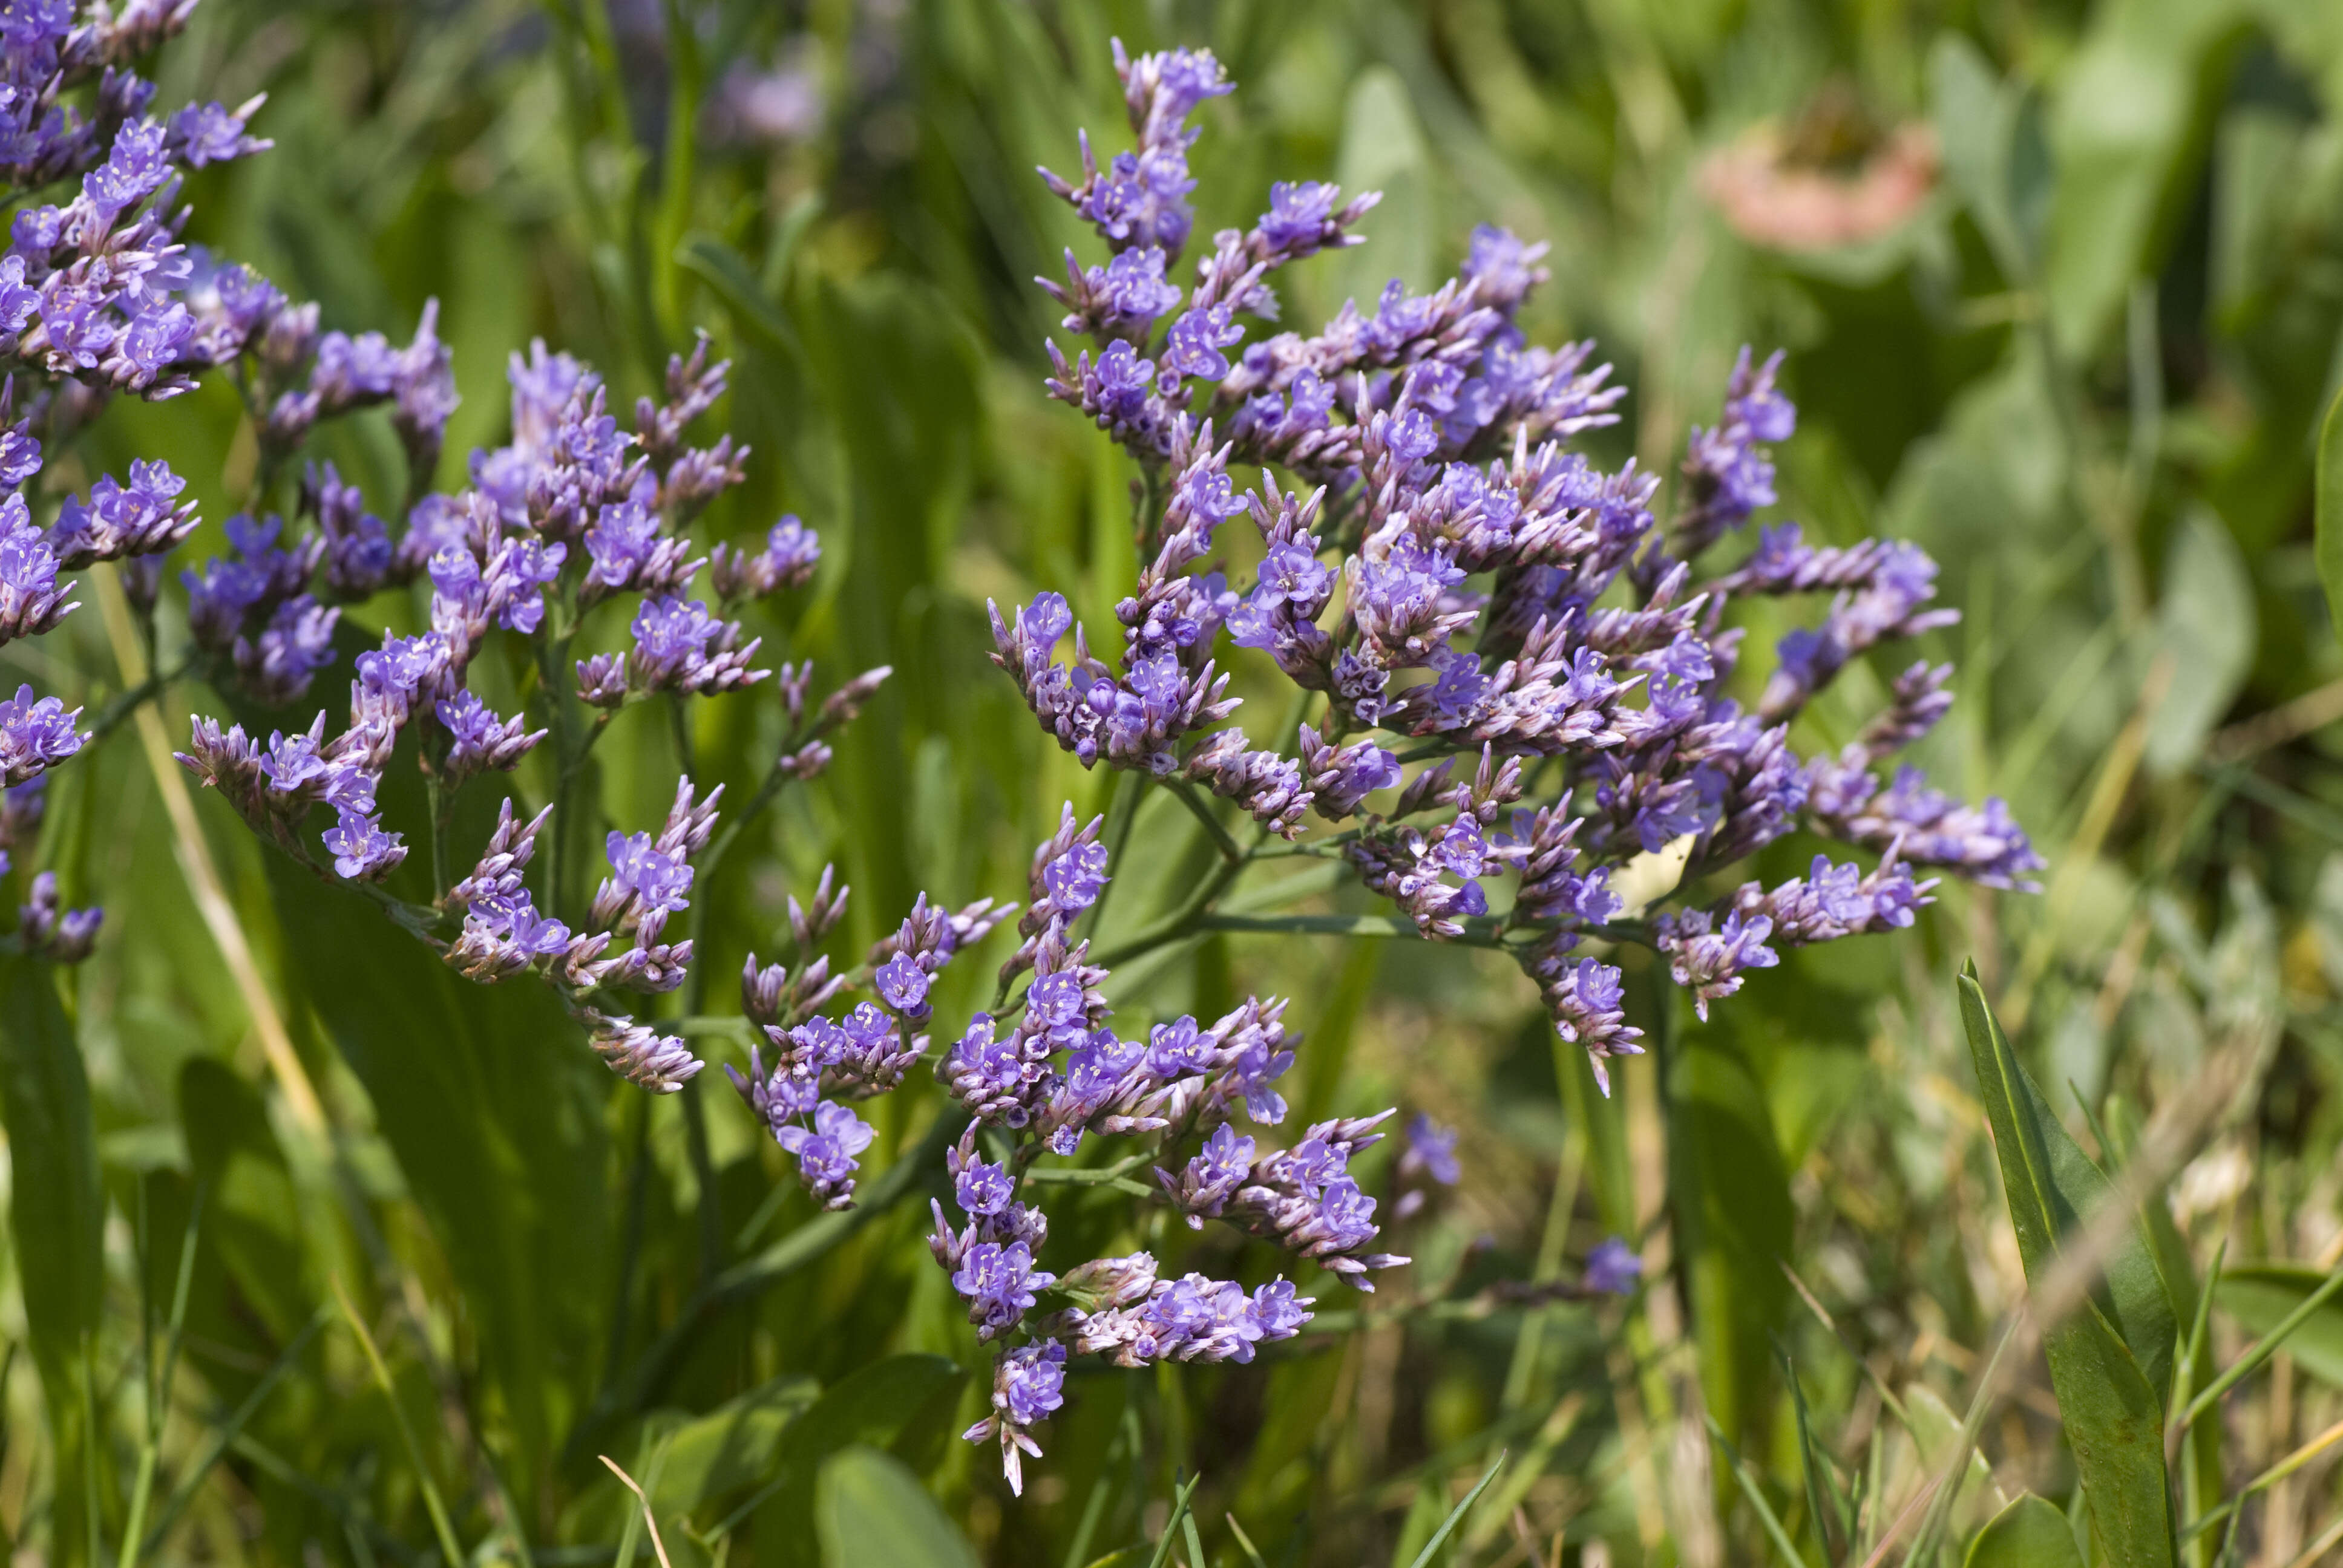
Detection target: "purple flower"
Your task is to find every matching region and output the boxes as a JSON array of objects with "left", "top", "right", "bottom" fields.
[
  {"left": 955, "top": 1155, "right": 1014, "bottom": 1217},
  {"left": 17, "top": 871, "right": 100, "bottom": 962},
  {"left": 603, "top": 830, "right": 693, "bottom": 916},
  {"left": 1582, "top": 1236, "right": 1641, "bottom": 1296},
  {"left": 1158, "top": 304, "right": 1243, "bottom": 391},
  {"left": 1400, "top": 1114, "right": 1460, "bottom": 1186},
  {"left": 876, "top": 952, "right": 932, "bottom": 1019},
  {"left": 171, "top": 100, "right": 268, "bottom": 168},
  {"left": 710, "top": 513, "right": 821, "bottom": 600},
  {"left": 952, "top": 1240, "right": 1054, "bottom": 1337},
  {"left": 323, "top": 808, "right": 404, "bottom": 881},
  {"left": 775, "top": 1100, "right": 877, "bottom": 1209},
  {"left": 84, "top": 119, "right": 171, "bottom": 218},
  {"left": 1041, "top": 840, "right": 1109, "bottom": 911},
  {"left": 994, "top": 1339, "right": 1065, "bottom": 1426},
  {"left": 434, "top": 689, "right": 543, "bottom": 780},
  {"left": 584, "top": 499, "right": 661, "bottom": 590},
  {"left": 1145, "top": 1014, "right": 1213, "bottom": 1078},
  {"left": 1027, "top": 970, "right": 1088, "bottom": 1031},
  {"left": 1, "top": 497, "right": 73, "bottom": 642},
  {"left": 964, "top": 1339, "right": 1067, "bottom": 1497},
  {"left": 628, "top": 594, "right": 764, "bottom": 696}
]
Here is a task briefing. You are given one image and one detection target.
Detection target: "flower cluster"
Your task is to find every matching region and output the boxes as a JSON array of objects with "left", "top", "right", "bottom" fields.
[
  {"left": 1000, "top": 41, "right": 2042, "bottom": 1093},
  {"left": 0, "top": 776, "right": 99, "bottom": 961},
  {"left": 713, "top": 800, "right": 1430, "bottom": 1494},
  {"left": 0, "top": 0, "right": 312, "bottom": 964},
  {"left": 176, "top": 326, "right": 875, "bottom": 1090}
]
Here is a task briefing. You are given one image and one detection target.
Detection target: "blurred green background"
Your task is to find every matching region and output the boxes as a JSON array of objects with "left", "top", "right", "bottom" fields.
[{"left": 9, "top": 0, "right": 2343, "bottom": 1563}]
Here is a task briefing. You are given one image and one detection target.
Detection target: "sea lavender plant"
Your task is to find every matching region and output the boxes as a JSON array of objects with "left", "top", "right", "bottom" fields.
[
  {"left": 175, "top": 331, "right": 880, "bottom": 1090},
  {"left": 0, "top": 0, "right": 305, "bottom": 960},
  {"left": 997, "top": 40, "right": 2042, "bottom": 1100},
  {"left": 721, "top": 799, "right": 1430, "bottom": 1492}
]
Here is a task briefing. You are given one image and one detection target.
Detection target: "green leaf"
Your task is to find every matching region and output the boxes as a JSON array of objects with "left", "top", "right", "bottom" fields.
[
  {"left": 1967, "top": 1493, "right": 2088, "bottom": 1568},
  {"left": 2214, "top": 1264, "right": 2343, "bottom": 1389},
  {"left": 2145, "top": 508, "right": 2255, "bottom": 776},
  {"left": 1668, "top": 1025, "right": 1793, "bottom": 1449},
  {"left": 2041, "top": 0, "right": 2246, "bottom": 356},
  {"left": 1333, "top": 67, "right": 1437, "bottom": 309},
  {"left": 647, "top": 1373, "right": 821, "bottom": 1517},
  {"left": 1402, "top": 1453, "right": 1506, "bottom": 1568},
  {"left": 2316, "top": 388, "right": 2343, "bottom": 640},
  {"left": 1958, "top": 970, "right": 2175, "bottom": 1567},
  {"left": 179, "top": 1057, "right": 311, "bottom": 1342},
  {"left": 679, "top": 232, "right": 804, "bottom": 362},
  {"left": 1903, "top": 1384, "right": 2003, "bottom": 1537},
  {"left": 751, "top": 1354, "right": 967, "bottom": 1568},
  {"left": 1927, "top": 34, "right": 2031, "bottom": 281},
  {"left": 261, "top": 853, "right": 609, "bottom": 1515},
  {"left": 1958, "top": 973, "right": 2177, "bottom": 1395},
  {"left": 815, "top": 1446, "right": 978, "bottom": 1568},
  {"left": 0, "top": 957, "right": 103, "bottom": 1380}
]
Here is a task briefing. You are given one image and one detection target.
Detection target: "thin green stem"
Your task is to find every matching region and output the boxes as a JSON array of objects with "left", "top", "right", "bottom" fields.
[
  {"left": 2179, "top": 1258, "right": 2343, "bottom": 1431},
  {"left": 1078, "top": 770, "right": 1147, "bottom": 944},
  {"left": 139, "top": 1306, "right": 330, "bottom": 1557},
  {"left": 332, "top": 1278, "right": 465, "bottom": 1568},
  {"left": 601, "top": 1096, "right": 654, "bottom": 1393},
  {"left": 424, "top": 777, "right": 450, "bottom": 901},
  {"left": 85, "top": 654, "right": 191, "bottom": 746},
  {"left": 681, "top": 1080, "right": 722, "bottom": 1284},
  {"left": 120, "top": 1183, "right": 205, "bottom": 1568},
  {"left": 1092, "top": 832, "right": 1261, "bottom": 970},
  {"left": 1167, "top": 777, "right": 1244, "bottom": 863}
]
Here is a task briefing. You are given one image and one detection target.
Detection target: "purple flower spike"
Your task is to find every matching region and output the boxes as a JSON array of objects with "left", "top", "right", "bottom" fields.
[{"left": 964, "top": 1340, "right": 1066, "bottom": 1497}]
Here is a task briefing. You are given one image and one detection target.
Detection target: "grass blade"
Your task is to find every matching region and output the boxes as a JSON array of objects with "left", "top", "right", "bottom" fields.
[
  {"left": 2181, "top": 1259, "right": 2343, "bottom": 1428},
  {"left": 1706, "top": 1415, "right": 1812, "bottom": 1567},
  {"left": 1404, "top": 1452, "right": 1507, "bottom": 1568},
  {"left": 140, "top": 1303, "right": 331, "bottom": 1555},
  {"left": 1145, "top": 1472, "right": 1205, "bottom": 1568},
  {"left": 2313, "top": 386, "right": 2343, "bottom": 636},
  {"left": 332, "top": 1276, "right": 464, "bottom": 1567},
  {"left": 1956, "top": 967, "right": 2176, "bottom": 1567}
]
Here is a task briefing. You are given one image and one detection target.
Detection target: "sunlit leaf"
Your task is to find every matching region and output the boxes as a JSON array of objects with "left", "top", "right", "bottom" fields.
[
  {"left": 816, "top": 1445, "right": 979, "bottom": 1568},
  {"left": 2215, "top": 1264, "right": 2343, "bottom": 1390},
  {"left": 1958, "top": 970, "right": 2176, "bottom": 1567},
  {"left": 1966, "top": 1492, "right": 2087, "bottom": 1568}
]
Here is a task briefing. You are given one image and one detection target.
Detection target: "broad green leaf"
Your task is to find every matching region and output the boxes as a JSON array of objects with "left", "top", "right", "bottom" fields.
[
  {"left": 180, "top": 1057, "right": 311, "bottom": 1342},
  {"left": 1958, "top": 976, "right": 2177, "bottom": 1395},
  {"left": 1668, "top": 1025, "right": 1792, "bottom": 1449},
  {"left": 2214, "top": 1264, "right": 2343, "bottom": 1390},
  {"left": 1332, "top": 67, "right": 1435, "bottom": 309},
  {"left": 2042, "top": 0, "right": 2246, "bottom": 356},
  {"left": 752, "top": 1354, "right": 967, "bottom": 1568},
  {"left": 2145, "top": 508, "right": 2255, "bottom": 777},
  {"left": 815, "top": 1446, "right": 978, "bottom": 1568},
  {"left": 0, "top": 957, "right": 103, "bottom": 1379},
  {"left": 261, "top": 851, "right": 609, "bottom": 1517},
  {"left": 1958, "top": 972, "right": 2175, "bottom": 1567},
  {"left": 1928, "top": 34, "right": 2030, "bottom": 281},
  {"left": 0, "top": 957, "right": 103, "bottom": 1566},
  {"left": 1967, "top": 1493, "right": 2088, "bottom": 1568},
  {"left": 648, "top": 1373, "right": 821, "bottom": 1517},
  {"left": 2316, "top": 388, "right": 2343, "bottom": 640},
  {"left": 1905, "top": 1384, "right": 2004, "bottom": 1536},
  {"left": 792, "top": 272, "right": 985, "bottom": 926}
]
